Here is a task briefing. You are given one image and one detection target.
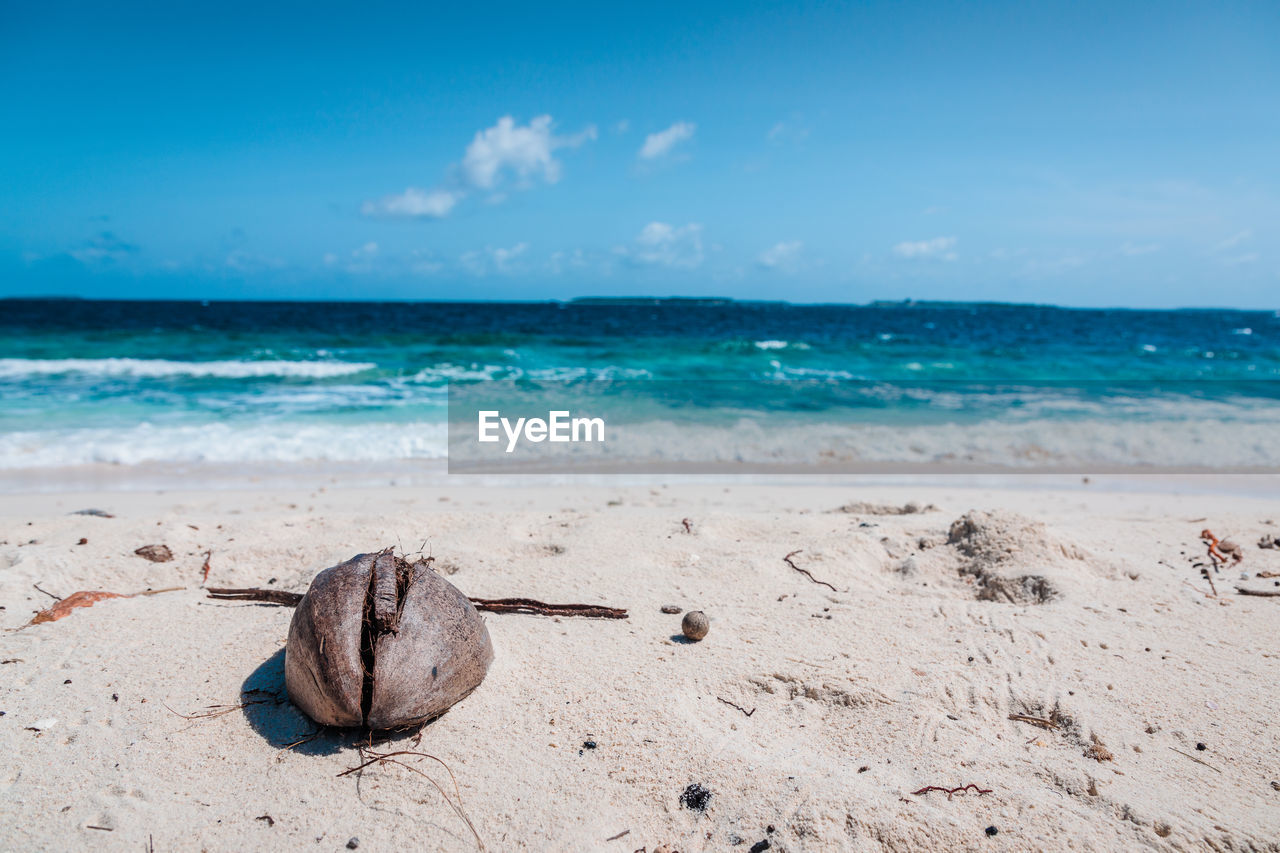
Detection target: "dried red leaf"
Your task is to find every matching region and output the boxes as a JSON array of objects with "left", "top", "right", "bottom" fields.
[{"left": 30, "top": 591, "right": 126, "bottom": 625}]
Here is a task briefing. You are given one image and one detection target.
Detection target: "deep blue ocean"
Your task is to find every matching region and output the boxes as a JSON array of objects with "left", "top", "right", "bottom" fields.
[{"left": 2, "top": 298, "right": 1279, "bottom": 470}]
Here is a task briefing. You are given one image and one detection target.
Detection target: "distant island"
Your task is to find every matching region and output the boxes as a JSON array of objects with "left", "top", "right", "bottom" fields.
[{"left": 568, "top": 296, "right": 738, "bottom": 306}]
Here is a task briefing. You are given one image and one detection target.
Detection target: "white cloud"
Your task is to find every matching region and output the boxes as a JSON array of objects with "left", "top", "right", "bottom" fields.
[
  {"left": 757, "top": 241, "right": 803, "bottom": 271},
  {"left": 365, "top": 115, "right": 595, "bottom": 219},
  {"left": 549, "top": 248, "right": 589, "bottom": 274},
  {"left": 766, "top": 120, "right": 809, "bottom": 146},
  {"left": 69, "top": 231, "right": 139, "bottom": 264},
  {"left": 460, "top": 242, "right": 530, "bottom": 276},
  {"left": 462, "top": 115, "right": 594, "bottom": 189},
  {"left": 409, "top": 249, "right": 443, "bottom": 275},
  {"left": 224, "top": 249, "right": 284, "bottom": 272},
  {"left": 893, "top": 236, "right": 958, "bottom": 261},
  {"left": 1214, "top": 230, "right": 1253, "bottom": 251},
  {"left": 618, "top": 222, "right": 704, "bottom": 268},
  {"left": 639, "top": 122, "right": 696, "bottom": 160},
  {"left": 362, "top": 188, "right": 461, "bottom": 219}
]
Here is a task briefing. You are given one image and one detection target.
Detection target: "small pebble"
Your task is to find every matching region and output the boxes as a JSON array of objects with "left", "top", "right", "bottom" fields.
[
  {"left": 582, "top": 740, "right": 596, "bottom": 749},
  {"left": 681, "top": 611, "right": 710, "bottom": 641},
  {"left": 986, "top": 825, "right": 999, "bottom": 836},
  {"left": 748, "top": 840, "right": 771, "bottom": 853},
  {"left": 1196, "top": 742, "right": 1207, "bottom": 751},
  {"left": 660, "top": 604, "right": 681, "bottom": 614},
  {"left": 347, "top": 838, "right": 359, "bottom": 850}
]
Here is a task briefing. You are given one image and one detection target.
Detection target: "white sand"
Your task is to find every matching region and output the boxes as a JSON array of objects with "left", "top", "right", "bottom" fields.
[{"left": 2, "top": 481, "right": 1279, "bottom": 851}]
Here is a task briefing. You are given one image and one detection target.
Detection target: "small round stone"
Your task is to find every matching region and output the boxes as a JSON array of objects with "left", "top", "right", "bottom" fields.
[
  {"left": 681, "top": 610, "right": 709, "bottom": 641},
  {"left": 660, "top": 604, "right": 682, "bottom": 614},
  {"left": 347, "top": 838, "right": 360, "bottom": 850}
]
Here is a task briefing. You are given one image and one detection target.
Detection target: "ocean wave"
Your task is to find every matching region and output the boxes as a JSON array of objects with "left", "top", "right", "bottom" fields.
[
  {"left": 754, "top": 339, "right": 810, "bottom": 350},
  {"left": 6, "top": 414, "right": 1278, "bottom": 469},
  {"left": 408, "top": 364, "right": 654, "bottom": 384},
  {"left": 0, "top": 358, "right": 378, "bottom": 379},
  {"left": 0, "top": 421, "right": 448, "bottom": 468}
]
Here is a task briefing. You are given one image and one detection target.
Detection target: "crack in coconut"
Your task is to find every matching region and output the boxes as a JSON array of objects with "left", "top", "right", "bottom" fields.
[{"left": 284, "top": 550, "right": 493, "bottom": 730}]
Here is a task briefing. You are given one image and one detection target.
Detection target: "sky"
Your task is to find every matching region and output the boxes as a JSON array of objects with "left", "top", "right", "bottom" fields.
[{"left": 2, "top": 1, "right": 1278, "bottom": 307}]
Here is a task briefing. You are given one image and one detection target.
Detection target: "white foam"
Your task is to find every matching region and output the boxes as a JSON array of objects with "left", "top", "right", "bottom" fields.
[
  {"left": 754, "top": 340, "right": 809, "bottom": 350},
  {"left": 0, "top": 358, "right": 377, "bottom": 379},
  {"left": 0, "top": 421, "right": 448, "bottom": 468}
]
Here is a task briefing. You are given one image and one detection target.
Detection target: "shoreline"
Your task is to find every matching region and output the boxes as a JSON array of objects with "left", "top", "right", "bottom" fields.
[{"left": 4, "top": 459, "right": 1280, "bottom": 498}]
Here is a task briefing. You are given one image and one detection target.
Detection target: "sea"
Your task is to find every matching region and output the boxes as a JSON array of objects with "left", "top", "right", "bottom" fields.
[{"left": 2, "top": 298, "right": 1279, "bottom": 475}]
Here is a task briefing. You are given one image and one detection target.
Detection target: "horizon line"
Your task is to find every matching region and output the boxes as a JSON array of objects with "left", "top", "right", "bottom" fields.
[{"left": 1, "top": 294, "right": 1277, "bottom": 313}]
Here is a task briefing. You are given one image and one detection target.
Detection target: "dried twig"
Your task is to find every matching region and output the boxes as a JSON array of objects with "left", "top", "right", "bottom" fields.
[
  {"left": 911, "top": 784, "right": 992, "bottom": 799},
  {"left": 339, "top": 747, "right": 483, "bottom": 850},
  {"left": 681, "top": 518, "right": 692, "bottom": 534},
  {"left": 1235, "top": 587, "right": 1280, "bottom": 597},
  {"left": 782, "top": 550, "right": 836, "bottom": 592},
  {"left": 1181, "top": 580, "right": 1217, "bottom": 600},
  {"left": 606, "top": 829, "right": 630, "bottom": 842},
  {"left": 276, "top": 731, "right": 322, "bottom": 758},
  {"left": 1169, "top": 746, "right": 1222, "bottom": 773},
  {"left": 205, "top": 588, "right": 628, "bottom": 618},
  {"left": 717, "top": 697, "right": 756, "bottom": 717},
  {"left": 467, "top": 597, "right": 628, "bottom": 619},
  {"left": 32, "top": 583, "right": 62, "bottom": 601},
  {"left": 162, "top": 690, "right": 286, "bottom": 721},
  {"left": 1008, "top": 714, "right": 1058, "bottom": 730},
  {"left": 200, "top": 550, "right": 213, "bottom": 587},
  {"left": 206, "top": 587, "right": 304, "bottom": 606}
]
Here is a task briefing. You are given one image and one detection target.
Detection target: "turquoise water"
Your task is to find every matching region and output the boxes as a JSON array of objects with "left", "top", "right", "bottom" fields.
[{"left": 2, "top": 298, "right": 1279, "bottom": 469}]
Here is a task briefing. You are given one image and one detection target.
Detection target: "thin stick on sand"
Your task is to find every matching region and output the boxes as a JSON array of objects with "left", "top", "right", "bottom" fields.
[
  {"left": 1235, "top": 587, "right": 1280, "bottom": 598},
  {"left": 1008, "top": 713, "right": 1058, "bottom": 730},
  {"left": 783, "top": 550, "right": 837, "bottom": 592},
  {"left": 911, "top": 784, "right": 993, "bottom": 799},
  {"left": 206, "top": 588, "right": 628, "bottom": 618}
]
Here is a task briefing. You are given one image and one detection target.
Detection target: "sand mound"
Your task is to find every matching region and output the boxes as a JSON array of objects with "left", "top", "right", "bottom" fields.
[{"left": 946, "top": 510, "right": 1088, "bottom": 604}]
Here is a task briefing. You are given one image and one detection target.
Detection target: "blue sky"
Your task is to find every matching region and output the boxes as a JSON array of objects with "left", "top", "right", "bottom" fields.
[{"left": 2, "top": 1, "right": 1278, "bottom": 306}]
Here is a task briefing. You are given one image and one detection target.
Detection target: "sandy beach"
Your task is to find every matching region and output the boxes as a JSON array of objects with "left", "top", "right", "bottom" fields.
[{"left": 2, "top": 479, "right": 1278, "bottom": 851}]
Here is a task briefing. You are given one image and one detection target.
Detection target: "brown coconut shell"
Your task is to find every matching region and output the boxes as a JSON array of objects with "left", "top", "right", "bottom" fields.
[{"left": 284, "top": 551, "right": 493, "bottom": 729}]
